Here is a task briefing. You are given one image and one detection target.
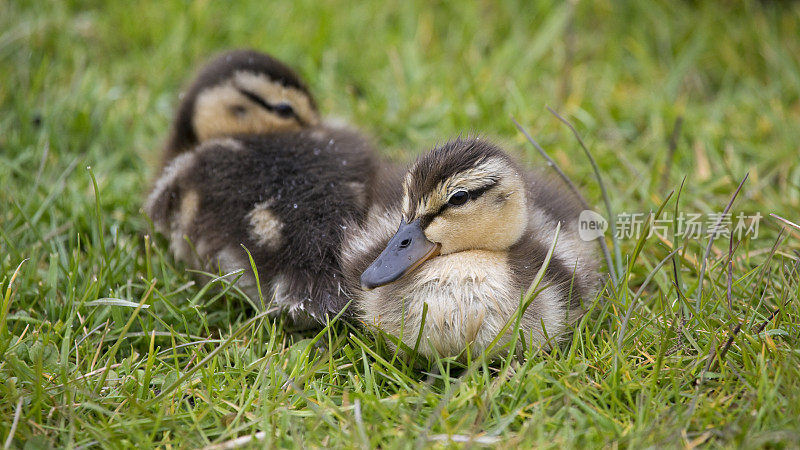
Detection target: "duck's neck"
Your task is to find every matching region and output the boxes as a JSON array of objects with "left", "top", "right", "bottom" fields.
[{"left": 361, "top": 250, "right": 517, "bottom": 359}]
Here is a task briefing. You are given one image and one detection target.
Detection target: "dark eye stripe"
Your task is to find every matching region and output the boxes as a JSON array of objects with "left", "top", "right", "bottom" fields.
[
  {"left": 235, "top": 87, "right": 274, "bottom": 111},
  {"left": 234, "top": 86, "right": 304, "bottom": 123},
  {"left": 428, "top": 180, "right": 499, "bottom": 219},
  {"left": 464, "top": 182, "right": 496, "bottom": 201}
]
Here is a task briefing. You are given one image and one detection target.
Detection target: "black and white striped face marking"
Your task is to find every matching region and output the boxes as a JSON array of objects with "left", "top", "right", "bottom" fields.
[{"left": 192, "top": 71, "right": 319, "bottom": 142}]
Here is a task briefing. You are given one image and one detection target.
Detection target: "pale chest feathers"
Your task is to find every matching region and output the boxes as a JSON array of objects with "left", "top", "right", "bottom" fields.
[{"left": 360, "top": 250, "right": 566, "bottom": 359}]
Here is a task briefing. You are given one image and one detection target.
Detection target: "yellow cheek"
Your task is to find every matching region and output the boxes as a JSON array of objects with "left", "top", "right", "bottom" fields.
[
  {"left": 424, "top": 193, "right": 528, "bottom": 254},
  {"left": 193, "top": 100, "right": 301, "bottom": 141},
  {"left": 424, "top": 207, "right": 486, "bottom": 254},
  {"left": 423, "top": 217, "right": 448, "bottom": 250}
]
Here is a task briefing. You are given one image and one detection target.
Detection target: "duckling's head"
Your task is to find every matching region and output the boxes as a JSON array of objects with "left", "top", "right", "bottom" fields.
[
  {"left": 361, "top": 138, "right": 528, "bottom": 289},
  {"left": 166, "top": 49, "right": 320, "bottom": 156}
]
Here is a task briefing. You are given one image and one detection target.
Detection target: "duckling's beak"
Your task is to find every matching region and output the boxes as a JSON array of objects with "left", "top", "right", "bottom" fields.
[{"left": 360, "top": 219, "right": 440, "bottom": 290}]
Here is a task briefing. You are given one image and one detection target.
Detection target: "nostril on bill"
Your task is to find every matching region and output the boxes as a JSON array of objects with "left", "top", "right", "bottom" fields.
[{"left": 399, "top": 238, "right": 411, "bottom": 248}]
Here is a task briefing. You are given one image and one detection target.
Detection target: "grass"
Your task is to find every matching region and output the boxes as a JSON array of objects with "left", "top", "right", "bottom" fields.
[{"left": 2, "top": 0, "right": 800, "bottom": 447}]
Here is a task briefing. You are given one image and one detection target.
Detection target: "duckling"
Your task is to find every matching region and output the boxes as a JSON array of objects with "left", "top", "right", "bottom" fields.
[
  {"left": 145, "top": 50, "right": 382, "bottom": 325},
  {"left": 340, "top": 137, "right": 601, "bottom": 359},
  {"left": 159, "top": 49, "right": 319, "bottom": 168},
  {"left": 146, "top": 130, "right": 377, "bottom": 324}
]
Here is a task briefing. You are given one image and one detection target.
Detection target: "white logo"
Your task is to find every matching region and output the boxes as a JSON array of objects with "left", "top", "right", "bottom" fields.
[{"left": 578, "top": 210, "right": 608, "bottom": 241}]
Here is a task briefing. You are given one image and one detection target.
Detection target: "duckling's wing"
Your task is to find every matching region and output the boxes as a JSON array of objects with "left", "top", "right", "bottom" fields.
[
  {"left": 522, "top": 170, "right": 602, "bottom": 309},
  {"left": 145, "top": 130, "right": 381, "bottom": 324}
]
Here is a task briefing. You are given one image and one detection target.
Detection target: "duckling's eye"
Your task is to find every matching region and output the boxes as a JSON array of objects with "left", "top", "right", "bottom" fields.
[
  {"left": 273, "top": 102, "right": 295, "bottom": 118},
  {"left": 448, "top": 190, "right": 469, "bottom": 206}
]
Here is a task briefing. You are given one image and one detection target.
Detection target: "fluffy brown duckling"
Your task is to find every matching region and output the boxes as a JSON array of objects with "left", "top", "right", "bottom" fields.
[
  {"left": 145, "top": 49, "right": 381, "bottom": 325},
  {"left": 340, "top": 138, "right": 601, "bottom": 359}
]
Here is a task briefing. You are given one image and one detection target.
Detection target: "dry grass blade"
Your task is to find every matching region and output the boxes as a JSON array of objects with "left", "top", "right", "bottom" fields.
[
  {"left": 3, "top": 397, "right": 24, "bottom": 449},
  {"left": 354, "top": 399, "right": 369, "bottom": 450},
  {"left": 753, "top": 258, "right": 800, "bottom": 334},
  {"left": 717, "top": 322, "right": 742, "bottom": 364},
  {"left": 202, "top": 432, "right": 267, "bottom": 450},
  {"left": 754, "top": 304, "right": 786, "bottom": 335},
  {"left": 746, "top": 229, "right": 784, "bottom": 310},
  {"left": 512, "top": 117, "right": 618, "bottom": 287},
  {"left": 695, "top": 172, "right": 749, "bottom": 312},
  {"left": 720, "top": 233, "right": 744, "bottom": 317},
  {"left": 770, "top": 213, "right": 800, "bottom": 232},
  {"left": 511, "top": 117, "right": 587, "bottom": 205},
  {"left": 427, "top": 434, "right": 501, "bottom": 445},
  {"left": 546, "top": 106, "right": 623, "bottom": 283}
]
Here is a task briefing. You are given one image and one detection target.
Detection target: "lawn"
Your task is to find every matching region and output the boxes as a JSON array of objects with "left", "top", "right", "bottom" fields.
[{"left": 2, "top": 0, "right": 800, "bottom": 447}]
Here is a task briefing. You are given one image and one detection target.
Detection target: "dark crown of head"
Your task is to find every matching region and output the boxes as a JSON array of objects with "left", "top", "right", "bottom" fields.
[
  {"left": 192, "top": 49, "right": 312, "bottom": 96},
  {"left": 405, "top": 137, "right": 511, "bottom": 200}
]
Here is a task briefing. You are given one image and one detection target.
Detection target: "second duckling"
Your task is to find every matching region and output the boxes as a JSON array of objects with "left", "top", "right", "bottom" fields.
[
  {"left": 146, "top": 129, "right": 377, "bottom": 324},
  {"left": 145, "top": 49, "right": 380, "bottom": 325},
  {"left": 341, "top": 137, "right": 601, "bottom": 359}
]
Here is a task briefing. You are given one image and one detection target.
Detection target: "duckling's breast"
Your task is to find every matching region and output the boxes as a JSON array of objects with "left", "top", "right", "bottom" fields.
[{"left": 362, "top": 250, "right": 523, "bottom": 359}]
